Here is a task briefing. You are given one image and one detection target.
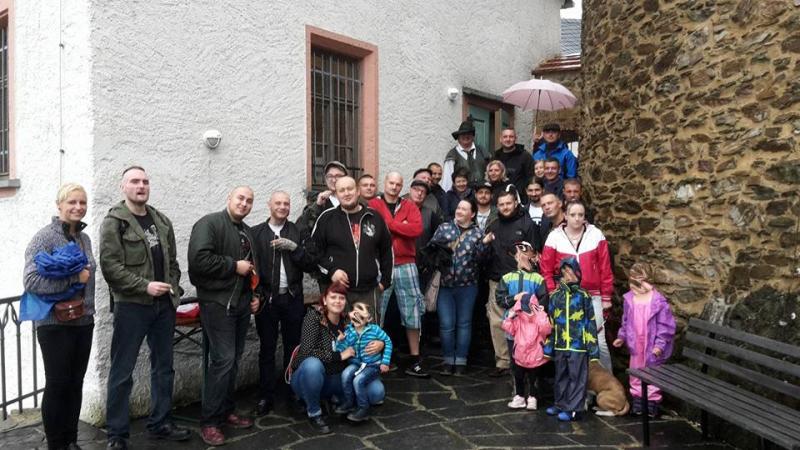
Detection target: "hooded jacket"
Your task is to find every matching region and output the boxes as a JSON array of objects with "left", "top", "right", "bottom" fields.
[
  {"left": 494, "top": 144, "right": 533, "bottom": 197},
  {"left": 485, "top": 207, "right": 540, "bottom": 281},
  {"left": 502, "top": 295, "right": 552, "bottom": 369},
  {"left": 617, "top": 289, "right": 676, "bottom": 367},
  {"left": 533, "top": 140, "right": 578, "bottom": 179},
  {"left": 368, "top": 196, "right": 422, "bottom": 266},
  {"left": 540, "top": 223, "right": 614, "bottom": 302},
  {"left": 309, "top": 206, "right": 393, "bottom": 292},
  {"left": 99, "top": 201, "right": 181, "bottom": 307},
  {"left": 543, "top": 258, "right": 600, "bottom": 360}
]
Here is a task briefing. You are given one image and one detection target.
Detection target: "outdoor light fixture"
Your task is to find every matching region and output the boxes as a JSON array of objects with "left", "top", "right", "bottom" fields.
[
  {"left": 447, "top": 88, "right": 459, "bottom": 101},
  {"left": 203, "top": 129, "right": 222, "bottom": 149}
]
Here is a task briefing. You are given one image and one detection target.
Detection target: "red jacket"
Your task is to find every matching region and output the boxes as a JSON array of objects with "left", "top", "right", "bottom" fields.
[
  {"left": 368, "top": 196, "right": 422, "bottom": 265},
  {"left": 540, "top": 224, "right": 614, "bottom": 302}
]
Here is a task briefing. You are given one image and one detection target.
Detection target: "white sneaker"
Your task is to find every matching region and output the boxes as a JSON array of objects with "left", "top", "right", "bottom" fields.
[
  {"left": 526, "top": 396, "right": 538, "bottom": 410},
  {"left": 507, "top": 395, "right": 527, "bottom": 409}
]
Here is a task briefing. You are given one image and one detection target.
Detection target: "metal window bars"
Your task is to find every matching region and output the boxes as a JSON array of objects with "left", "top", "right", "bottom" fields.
[{"left": 0, "top": 24, "right": 9, "bottom": 177}]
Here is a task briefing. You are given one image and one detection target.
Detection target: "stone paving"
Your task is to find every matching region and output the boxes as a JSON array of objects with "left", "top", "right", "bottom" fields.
[{"left": 1, "top": 356, "right": 737, "bottom": 450}]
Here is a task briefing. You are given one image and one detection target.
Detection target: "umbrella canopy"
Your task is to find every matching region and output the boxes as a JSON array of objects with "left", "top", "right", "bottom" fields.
[{"left": 502, "top": 79, "right": 578, "bottom": 112}]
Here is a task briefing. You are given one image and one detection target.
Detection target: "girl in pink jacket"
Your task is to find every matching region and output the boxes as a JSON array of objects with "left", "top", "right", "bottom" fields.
[{"left": 502, "top": 293, "right": 552, "bottom": 410}]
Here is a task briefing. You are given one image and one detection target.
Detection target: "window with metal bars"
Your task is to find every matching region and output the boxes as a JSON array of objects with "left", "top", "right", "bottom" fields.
[
  {"left": 0, "top": 16, "right": 9, "bottom": 178},
  {"left": 310, "top": 49, "right": 362, "bottom": 190}
]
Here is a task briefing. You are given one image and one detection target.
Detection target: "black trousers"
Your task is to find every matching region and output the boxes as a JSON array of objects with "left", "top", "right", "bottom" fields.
[
  {"left": 254, "top": 292, "right": 305, "bottom": 404},
  {"left": 37, "top": 324, "right": 94, "bottom": 450},
  {"left": 507, "top": 339, "right": 547, "bottom": 398}
]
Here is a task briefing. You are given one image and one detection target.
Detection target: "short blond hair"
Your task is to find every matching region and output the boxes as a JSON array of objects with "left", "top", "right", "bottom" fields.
[{"left": 56, "top": 183, "right": 87, "bottom": 204}]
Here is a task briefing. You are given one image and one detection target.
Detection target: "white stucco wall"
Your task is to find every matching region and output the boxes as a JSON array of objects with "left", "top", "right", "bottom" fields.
[{"left": 2, "top": 0, "right": 560, "bottom": 425}]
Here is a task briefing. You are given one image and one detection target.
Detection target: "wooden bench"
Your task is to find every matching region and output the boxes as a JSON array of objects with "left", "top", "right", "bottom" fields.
[{"left": 629, "top": 318, "right": 800, "bottom": 449}]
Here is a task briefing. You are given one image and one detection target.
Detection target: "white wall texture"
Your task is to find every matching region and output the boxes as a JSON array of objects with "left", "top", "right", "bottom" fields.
[{"left": 2, "top": 0, "right": 560, "bottom": 424}]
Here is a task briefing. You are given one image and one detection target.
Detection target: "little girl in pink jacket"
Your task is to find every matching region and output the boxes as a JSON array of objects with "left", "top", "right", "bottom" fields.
[{"left": 502, "top": 293, "right": 552, "bottom": 410}]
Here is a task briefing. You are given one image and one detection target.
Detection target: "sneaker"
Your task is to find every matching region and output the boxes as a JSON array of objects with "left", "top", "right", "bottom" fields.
[
  {"left": 254, "top": 398, "right": 272, "bottom": 417},
  {"left": 631, "top": 399, "right": 643, "bottom": 416},
  {"left": 488, "top": 367, "right": 510, "bottom": 378},
  {"left": 66, "top": 444, "right": 83, "bottom": 450},
  {"left": 507, "top": 395, "right": 527, "bottom": 409},
  {"left": 200, "top": 426, "right": 224, "bottom": 446},
  {"left": 454, "top": 365, "right": 467, "bottom": 376},
  {"left": 526, "top": 396, "right": 538, "bottom": 411},
  {"left": 439, "top": 364, "right": 455, "bottom": 376},
  {"left": 405, "top": 361, "right": 430, "bottom": 378},
  {"left": 545, "top": 406, "right": 560, "bottom": 416},
  {"left": 647, "top": 401, "right": 661, "bottom": 418},
  {"left": 346, "top": 407, "right": 371, "bottom": 422},
  {"left": 334, "top": 402, "right": 354, "bottom": 415},
  {"left": 225, "top": 413, "right": 254, "bottom": 429},
  {"left": 106, "top": 438, "right": 128, "bottom": 450},
  {"left": 308, "top": 415, "right": 331, "bottom": 434},
  {"left": 388, "top": 362, "right": 399, "bottom": 372},
  {"left": 557, "top": 411, "right": 578, "bottom": 422},
  {"left": 147, "top": 422, "right": 191, "bottom": 441}
]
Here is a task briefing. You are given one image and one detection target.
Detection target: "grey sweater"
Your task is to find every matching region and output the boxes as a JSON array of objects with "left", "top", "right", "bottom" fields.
[{"left": 23, "top": 217, "right": 96, "bottom": 327}]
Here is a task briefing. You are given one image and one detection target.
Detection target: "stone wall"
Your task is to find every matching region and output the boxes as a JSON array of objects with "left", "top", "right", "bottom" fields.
[{"left": 581, "top": 0, "right": 800, "bottom": 322}]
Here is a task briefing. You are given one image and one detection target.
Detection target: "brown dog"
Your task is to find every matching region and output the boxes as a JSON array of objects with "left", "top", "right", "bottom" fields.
[{"left": 587, "top": 361, "right": 630, "bottom": 416}]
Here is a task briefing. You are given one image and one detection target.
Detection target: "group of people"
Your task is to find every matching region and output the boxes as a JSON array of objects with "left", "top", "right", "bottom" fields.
[{"left": 21, "top": 119, "right": 677, "bottom": 450}]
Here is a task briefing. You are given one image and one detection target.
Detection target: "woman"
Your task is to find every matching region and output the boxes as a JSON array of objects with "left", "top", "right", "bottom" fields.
[
  {"left": 539, "top": 200, "right": 614, "bottom": 371},
  {"left": 485, "top": 160, "right": 512, "bottom": 201},
  {"left": 430, "top": 199, "right": 491, "bottom": 375},
  {"left": 533, "top": 159, "right": 545, "bottom": 179},
  {"left": 289, "top": 282, "right": 385, "bottom": 434},
  {"left": 444, "top": 168, "right": 475, "bottom": 220},
  {"left": 23, "top": 183, "right": 95, "bottom": 450}
]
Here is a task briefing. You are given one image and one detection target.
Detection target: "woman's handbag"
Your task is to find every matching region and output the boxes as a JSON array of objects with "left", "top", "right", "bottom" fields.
[
  {"left": 423, "top": 270, "right": 441, "bottom": 312},
  {"left": 53, "top": 296, "right": 85, "bottom": 322}
]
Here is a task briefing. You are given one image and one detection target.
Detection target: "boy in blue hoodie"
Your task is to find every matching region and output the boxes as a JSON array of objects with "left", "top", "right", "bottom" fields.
[
  {"left": 335, "top": 302, "right": 392, "bottom": 422},
  {"left": 543, "top": 257, "right": 599, "bottom": 421}
]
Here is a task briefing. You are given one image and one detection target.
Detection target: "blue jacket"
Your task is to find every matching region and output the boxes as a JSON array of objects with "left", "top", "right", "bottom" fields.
[
  {"left": 337, "top": 323, "right": 393, "bottom": 366},
  {"left": 533, "top": 140, "right": 578, "bottom": 179},
  {"left": 543, "top": 280, "right": 600, "bottom": 360}
]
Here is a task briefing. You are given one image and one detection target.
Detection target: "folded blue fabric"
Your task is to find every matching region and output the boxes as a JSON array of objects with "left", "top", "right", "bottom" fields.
[{"left": 20, "top": 242, "right": 88, "bottom": 321}]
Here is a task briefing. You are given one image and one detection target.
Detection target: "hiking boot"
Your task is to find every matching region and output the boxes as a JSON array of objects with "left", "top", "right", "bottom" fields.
[
  {"left": 254, "top": 399, "right": 272, "bottom": 417},
  {"left": 147, "top": 422, "right": 191, "bottom": 441},
  {"left": 647, "top": 401, "right": 661, "bottom": 418},
  {"left": 545, "top": 406, "right": 560, "bottom": 416},
  {"left": 225, "top": 413, "right": 253, "bottom": 429},
  {"left": 346, "top": 407, "right": 371, "bottom": 422},
  {"left": 507, "top": 395, "right": 527, "bottom": 409},
  {"left": 106, "top": 438, "right": 128, "bottom": 450},
  {"left": 439, "top": 364, "right": 455, "bottom": 376},
  {"left": 526, "top": 396, "right": 538, "bottom": 411},
  {"left": 557, "top": 411, "right": 578, "bottom": 422},
  {"left": 308, "top": 415, "right": 331, "bottom": 434},
  {"left": 405, "top": 361, "right": 430, "bottom": 378},
  {"left": 200, "top": 426, "right": 224, "bottom": 446},
  {"left": 631, "top": 399, "right": 643, "bottom": 416}
]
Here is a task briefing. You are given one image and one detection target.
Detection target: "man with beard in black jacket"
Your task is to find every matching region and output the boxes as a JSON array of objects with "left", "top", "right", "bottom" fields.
[
  {"left": 483, "top": 189, "right": 540, "bottom": 377},
  {"left": 493, "top": 128, "right": 532, "bottom": 203}
]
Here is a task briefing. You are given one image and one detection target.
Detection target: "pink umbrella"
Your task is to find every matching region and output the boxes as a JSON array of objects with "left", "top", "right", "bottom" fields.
[{"left": 502, "top": 79, "right": 578, "bottom": 128}]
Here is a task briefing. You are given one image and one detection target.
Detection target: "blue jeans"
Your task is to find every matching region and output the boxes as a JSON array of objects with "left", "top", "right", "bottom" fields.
[
  {"left": 290, "top": 357, "right": 384, "bottom": 417},
  {"left": 437, "top": 285, "right": 478, "bottom": 366},
  {"left": 106, "top": 299, "right": 176, "bottom": 439},
  {"left": 341, "top": 363, "right": 380, "bottom": 409}
]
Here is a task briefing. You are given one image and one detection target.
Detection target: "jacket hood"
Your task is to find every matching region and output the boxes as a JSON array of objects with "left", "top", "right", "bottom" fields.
[{"left": 559, "top": 256, "right": 582, "bottom": 284}]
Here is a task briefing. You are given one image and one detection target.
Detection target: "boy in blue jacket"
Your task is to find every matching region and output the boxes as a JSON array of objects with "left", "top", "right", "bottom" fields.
[{"left": 335, "top": 302, "right": 392, "bottom": 422}]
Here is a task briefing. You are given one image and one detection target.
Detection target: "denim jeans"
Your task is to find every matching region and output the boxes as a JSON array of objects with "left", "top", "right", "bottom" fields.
[
  {"left": 591, "top": 295, "right": 613, "bottom": 371},
  {"left": 38, "top": 324, "right": 93, "bottom": 449},
  {"left": 436, "top": 285, "right": 478, "bottom": 366},
  {"left": 106, "top": 299, "right": 176, "bottom": 439},
  {"left": 254, "top": 292, "right": 305, "bottom": 405},
  {"left": 200, "top": 301, "right": 251, "bottom": 426},
  {"left": 290, "top": 357, "right": 384, "bottom": 417},
  {"left": 341, "top": 363, "right": 380, "bottom": 409}
]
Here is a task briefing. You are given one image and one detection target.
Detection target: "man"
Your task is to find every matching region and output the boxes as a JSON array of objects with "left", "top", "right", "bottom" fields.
[
  {"left": 484, "top": 190, "right": 539, "bottom": 377},
  {"left": 358, "top": 174, "right": 378, "bottom": 202},
  {"left": 410, "top": 167, "right": 444, "bottom": 220},
  {"left": 493, "top": 128, "right": 532, "bottom": 199},
  {"left": 532, "top": 123, "right": 578, "bottom": 179},
  {"left": 100, "top": 166, "right": 190, "bottom": 449},
  {"left": 442, "top": 120, "right": 490, "bottom": 192},
  {"left": 251, "top": 191, "right": 315, "bottom": 417},
  {"left": 427, "top": 162, "right": 448, "bottom": 213},
  {"left": 526, "top": 179, "right": 544, "bottom": 225},
  {"left": 543, "top": 158, "right": 564, "bottom": 199},
  {"left": 474, "top": 181, "right": 498, "bottom": 232},
  {"left": 369, "top": 172, "right": 429, "bottom": 378},
  {"left": 297, "top": 161, "right": 348, "bottom": 237},
  {"left": 563, "top": 178, "right": 596, "bottom": 224},
  {"left": 310, "top": 176, "right": 393, "bottom": 312},
  {"left": 407, "top": 179, "right": 440, "bottom": 260},
  {"left": 536, "top": 192, "right": 565, "bottom": 251},
  {"left": 188, "top": 186, "right": 259, "bottom": 446}
]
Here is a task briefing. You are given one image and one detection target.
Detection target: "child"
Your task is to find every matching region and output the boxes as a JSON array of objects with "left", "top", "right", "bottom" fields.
[
  {"left": 543, "top": 257, "right": 599, "bottom": 421},
  {"left": 334, "top": 302, "right": 392, "bottom": 422},
  {"left": 502, "top": 293, "right": 552, "bottom": 411},
  {"left": 495, "top": 241, "right": 549, "bottom": 410},
  {"left": 613, "top": 262, "right": 676, "bottom": 418}
]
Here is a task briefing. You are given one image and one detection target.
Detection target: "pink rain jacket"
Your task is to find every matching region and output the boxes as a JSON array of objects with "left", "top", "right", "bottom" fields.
[{"left": 501, "top": 296, "right": 553, "bottom": 369}]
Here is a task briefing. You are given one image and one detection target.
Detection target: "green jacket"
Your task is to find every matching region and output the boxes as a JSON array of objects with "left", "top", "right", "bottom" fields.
[
  {"left": 99, "top": 201, "right": 181, "bottom": 307},
  {"left": 187, "top": 209, "right": 258, "bottom": 308}
]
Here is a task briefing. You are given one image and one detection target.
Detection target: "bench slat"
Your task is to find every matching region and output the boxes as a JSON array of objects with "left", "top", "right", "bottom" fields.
[
  {"left": 686, "top": 331, "right": 800, "bottom": 379},
  {"left": 683, "top": 346, "right": 800, "bottom": 400},
  {"left": 630, "top": 365, "right": 800, "bottom": 447},
  {"left": 689, "top": 318, "right": 800, "bottom": 360},
  {"left": 655, "top": 363, "right": 800, "bottom": 428}
]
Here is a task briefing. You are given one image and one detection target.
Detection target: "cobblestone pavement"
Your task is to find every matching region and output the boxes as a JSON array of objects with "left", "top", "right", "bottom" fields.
[{"left": 1, "top": 356, "right": 736, "bottom": 450}]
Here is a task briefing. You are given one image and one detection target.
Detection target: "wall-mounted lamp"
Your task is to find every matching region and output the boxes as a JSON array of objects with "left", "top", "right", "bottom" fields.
[
  {"left": 447, "top": 88, "right": 459, "bottom": 102},
  {"left": 203, "top": 129, "right": 222, "bottom": 149}
]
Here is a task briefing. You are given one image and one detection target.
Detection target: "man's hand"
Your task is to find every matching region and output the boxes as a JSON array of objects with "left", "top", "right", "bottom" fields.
[
  {"left": 380, "top": 364, "right": 390, "bottom": 374},
  {"left": 364, "top": 340, "right": 385, "bottom": 356},
  {"left": 378, "top": 283, "right": 385, "bottom": 292},
  {"left": 78, "top": 266, "right": 91, "bottom": 284},
  {"left": 612, "top": 338, "right": 624, "bottom": 348},
  {"left": 316, "top": 190, "right": 333, "bottom": 206},
  {"left": 272, "top": 238, "right": 298, "bottom": 252},
  {"left": 146, "top": 281, "right": 172, "bottom": 297},
  {"left": 331, "top": 269, "right": 349, "bottom": 287},
  {"left": 340, "top": 347, "right": 355, "bottom": 360},
  {"left": 250, "top": 296, "right": 261, "bottom": 314},
  {"left": 236, "top": 260, "right": 253, "bottom": 276},
  {"left": 482, "top": 232, "right": 495, "bottom": 244}
]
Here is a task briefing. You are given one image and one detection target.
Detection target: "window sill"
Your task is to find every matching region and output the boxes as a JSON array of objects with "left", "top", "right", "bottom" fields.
[{"left": 0, "top": 178, "right": 21, "bottom": 196}]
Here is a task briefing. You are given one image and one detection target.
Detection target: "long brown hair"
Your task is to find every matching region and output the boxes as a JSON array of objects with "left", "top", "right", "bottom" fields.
[{"left": 318, "top": 282, "right": 348, "bottom": 325}]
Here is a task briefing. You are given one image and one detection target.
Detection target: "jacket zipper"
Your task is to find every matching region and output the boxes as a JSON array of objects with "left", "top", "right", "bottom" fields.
[
  {"left": 346, "top": 211, "right": 369, "bottom": 288},
  {"left": 564, "top": 288, "right": 571, "bottom": 349}
]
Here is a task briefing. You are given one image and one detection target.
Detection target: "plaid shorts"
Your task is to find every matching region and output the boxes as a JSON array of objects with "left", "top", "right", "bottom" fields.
[{"left": 380, "top": 263, "right": 423, "bottom": 329}]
